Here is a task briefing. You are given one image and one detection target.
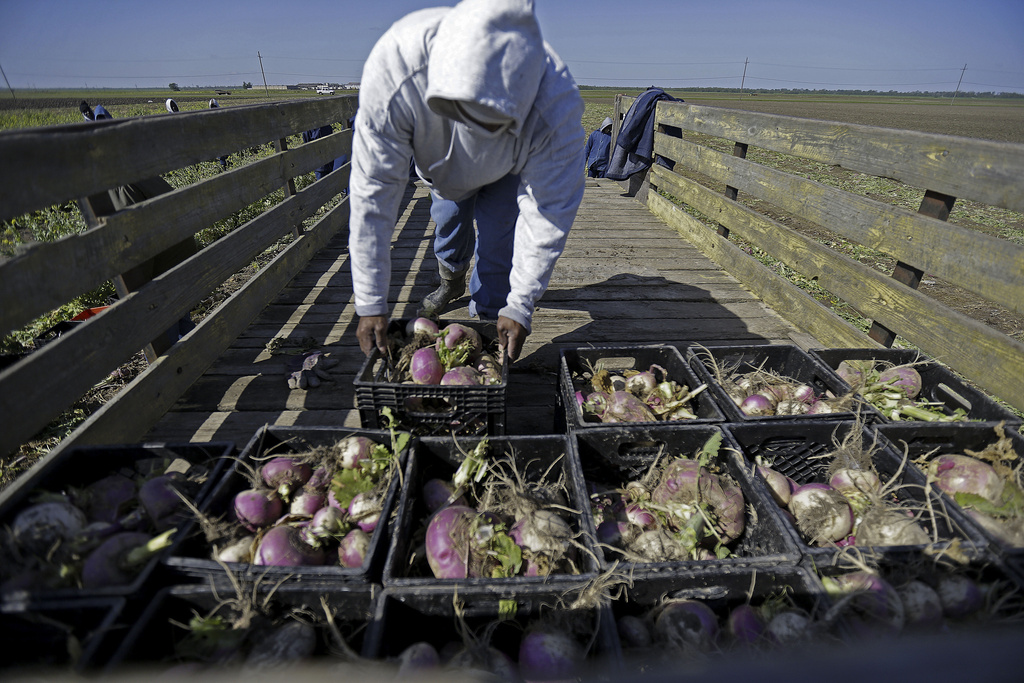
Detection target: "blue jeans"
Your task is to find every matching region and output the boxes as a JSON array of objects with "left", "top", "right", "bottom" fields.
[{"left": 430, "top": 173, "right": 519, "bottom": 319}]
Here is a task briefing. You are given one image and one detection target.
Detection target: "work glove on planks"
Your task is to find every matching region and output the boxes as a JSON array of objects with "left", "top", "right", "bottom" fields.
[{"left": 286, "top": 351, "right": 338, "bottom": 390}]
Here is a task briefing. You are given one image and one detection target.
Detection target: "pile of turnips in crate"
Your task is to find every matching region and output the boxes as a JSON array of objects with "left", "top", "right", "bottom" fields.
[
  {"left": 4, "top": 341, "right": 1024, "bottom": 677},
  {"left": 216, "top": 431, "right": 408, "bottom": 568},
  {"left": 1, "top": 444, "right": 230, "bottom": 596},
  {"left": 388, "top": 317, "right": 503, "bottom": 387},
  {"left": 353, "top": 317, "right": 508, "bottom": 436}
]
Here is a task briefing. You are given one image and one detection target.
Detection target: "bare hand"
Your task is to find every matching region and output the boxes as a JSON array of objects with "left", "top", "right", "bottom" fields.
[
  {"left": 496, "top": 316, "right": 528, "bottom": 362},
  {"left": 357, "top": 315, "right": 388, "bottom": 357}
]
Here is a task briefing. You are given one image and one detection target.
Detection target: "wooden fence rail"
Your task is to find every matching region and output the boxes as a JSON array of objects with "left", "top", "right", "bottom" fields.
[
  {"left": 2, "top": 92, "right": 1022, "bottom": 460},
  {"left": 615, "top": 94, "right": 1024, "bottom": 412},
  {"left": 0, "top": 95, "right": 358, "bottom": 458}
]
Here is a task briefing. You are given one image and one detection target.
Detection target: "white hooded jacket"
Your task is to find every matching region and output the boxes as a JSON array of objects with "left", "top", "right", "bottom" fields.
[{"left": 348, "top": 0, "right": 585, "bottom": 331}]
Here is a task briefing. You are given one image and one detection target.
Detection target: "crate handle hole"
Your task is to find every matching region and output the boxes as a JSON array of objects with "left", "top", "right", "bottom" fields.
[{"left": 935, "top": 383, "right": 972, "bottom": 412}]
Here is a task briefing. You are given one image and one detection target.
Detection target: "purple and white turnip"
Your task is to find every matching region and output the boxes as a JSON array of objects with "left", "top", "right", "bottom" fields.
[
  {"left": 693, "top": 345, "right": 852, "bottom": 417},
  {"left": 410, "top": 438, "right": 584, "bottom": 580},
  {"left": 388, "top": 318, "right": 503, "bottom": 389},
  {"left": 819, "top": 559, "right": 1015, "bottom": 639},
  {"left": 573, "top": 359, "right": 706, "bottom": 424},
  {"left": 836, "top": 359, "right": 969, "bottom": 422},
  {"left": 753, "top": 423, "right": 940, "bottom": 551},
  {"left": 195, "top": 431, "right": 408, "bottom": 571},
  {"left": 919, "top": 423, "right": 1024, "bottom": 548},
  {"left": 1, "top": 454, "right": 213, "bottom": 595},
  {"left": 589, "top": 433, "right": 747, "bottom": 562},
  {"left": 616, "top": 590, "right": 831, "bottom": 669}
]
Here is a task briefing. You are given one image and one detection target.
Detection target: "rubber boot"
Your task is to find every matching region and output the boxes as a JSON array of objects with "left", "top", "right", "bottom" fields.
[{"left": 419, "top": 263, "right": 468, "bottom": 317}]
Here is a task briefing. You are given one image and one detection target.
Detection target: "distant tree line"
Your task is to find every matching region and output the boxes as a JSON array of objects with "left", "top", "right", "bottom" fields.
[{"left": 577, "top": 85, "right": 1024, "bottom": 99}]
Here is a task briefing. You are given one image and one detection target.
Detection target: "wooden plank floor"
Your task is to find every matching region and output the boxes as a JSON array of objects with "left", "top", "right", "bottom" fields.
[{"left": 144, "top": 178, "right": 816, "bottom": 447}]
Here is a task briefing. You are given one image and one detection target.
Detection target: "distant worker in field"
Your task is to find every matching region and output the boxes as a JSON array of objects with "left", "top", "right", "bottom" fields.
[
  {"left": 208, "top": 99, "right": 230, "bottom": 170},
  {"left": 348, "top": 0, "right": 585, "bottom": 362},
  {"left": 80, "top": 101, "right": 112, "bottom": 121},
  {"left": 75, "top": 100, "right": 197, "bottom": 351},
  {"left": 584, "top": 116, "right": 614, "bottom": 178},
  {"left": 301, "top": 124, "right": 336, "bottom": 180}
]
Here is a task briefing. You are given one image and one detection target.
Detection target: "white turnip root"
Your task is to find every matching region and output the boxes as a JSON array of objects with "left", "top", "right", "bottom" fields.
[
  {"left": 787, "top": 483, "right": 854, "bottom": 546},
  {"left": 592, "top": 433, "right": 746, "bottom": 561},
  {"left": 509, "top": 510, "right": 574, "bottom": 577},
  {"left": 396, "top": 641, "right": 441, "bottom": 676},
  {"left": 517, "top": 626, "right": 585, "bottom": 681},
  {"left": 692, "top": 345, "right": 853, "bottom": 417},
  {"left": 337, "top": 528, "right": 370, "bottom": 568},
  {"left": 573, "top": 360, "right": 704, "bottom": 423},
  {"left": 757, "top": 463, "right": 794, "bottom": 507},
  {"left": 10, "top": 500, "right": 87, "bottom": 556},
  {"left": 897, "top": 580, "right": 944, "bottom": 630},
  {"left": 243, "top": 621, "right": 318, "bottom": 668},
  {"left": 652, "top": 599, "right": 719, "bottom": 651},
  {"left": 765, "top": 610, "right": 811, "bottom": 644},
  {"left": 822, "top": 570, "right": 905, "bottom": 638},
  {"left": 81, "top": 529, "right": 174, "bottom": 589},
  {"left": 855, "top": 507, "right": 930, "bottom": 547}
]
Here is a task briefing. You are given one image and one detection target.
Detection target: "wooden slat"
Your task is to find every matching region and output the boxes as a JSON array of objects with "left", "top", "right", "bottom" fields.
[
  {"left": 141, "top": 179, "right": 809, "bottom": 447},
  {"left": 0, "top": 95, "right": 358, "bottom": 220},
  {"left": 657, "top": 101, "right": 1024, "bottom": 213},
  {"left": 652, "top": 166, "right": 1024, "bottom": 411},
  {"left": 654, "top": 132, "right": 1024, "bottom": 316},
  {"left": 649, "top": 172, "right": 874, "bottom": 349},
  {"left": 49, "top": 194, "right": 351, "bottom": 451},
  {"left": 0, "top": 168, "right": 349, "bottom": 457},
  {"left": 0, "top": 132, "right": 353, "bottom": 336}
]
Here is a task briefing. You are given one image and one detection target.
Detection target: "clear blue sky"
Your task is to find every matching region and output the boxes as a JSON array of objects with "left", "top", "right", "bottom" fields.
[{"left": 2, "top": 0, "right": 1022, "bottom": 93}]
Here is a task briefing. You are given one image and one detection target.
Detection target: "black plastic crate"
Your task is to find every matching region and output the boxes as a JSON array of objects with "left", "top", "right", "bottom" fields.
[
  {"left": 0, "top": 442, "right": 233, "bottom": 603},
  {"left": 557, "top": 344, "right": 726, "bottom": 432},
  {"left": 812, "top": 550, "right": 1024, "bottom": 641},
  {"left": 382, "top": 434, "right": 600, "bottom": 593},
  {"left": 0, "top": 596, "right": 127, "bottom": 673},
  {"left": 165, "top": 426, "right": 407, "bottom": 585},
  {"left": 364, "top": 586, "right": 619, "bottom": 678},
  {"left": 573, "top": 424, "right": 802, "bottom": 581},
  {"left": 811, "top": 347, "right": 1022, "bottom": 425},
  {"left": 354, "top": 318, "right": 507, "bottom": 436},
  {"left": 726, "top": 420, "right": 988, "bottom": 564},
  {"left": 876, "top": 422, "right": 1024, "bottom": 561},
  {"left": 686, "top": 344, "right": 857, "bottom": 422},
  {"left": 611, "top": 564, "right": 840, "bottom": 671},
  {"left": 103, "top": 582, "right": 376, "bottom": 673}
]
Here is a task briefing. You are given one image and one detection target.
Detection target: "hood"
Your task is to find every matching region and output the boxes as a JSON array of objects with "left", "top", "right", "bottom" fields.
[
  {"left": 426, "top": 0, "right": 545, "bottom": 135},
  {"left": 600, "top": 117, "right": 613, "bottom": 132}
]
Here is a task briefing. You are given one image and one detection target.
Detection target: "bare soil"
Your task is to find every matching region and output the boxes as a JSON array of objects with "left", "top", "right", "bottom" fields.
[{"left": 690, "top": 97, "right": 1024, "bottom": 144}]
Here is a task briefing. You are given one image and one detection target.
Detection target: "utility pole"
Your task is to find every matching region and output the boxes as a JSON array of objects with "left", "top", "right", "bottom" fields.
[
  {"left": 258, "top": 51, "right": 269, "bottom": 97},
  {"left": 951, "top": 63, "right": 966, "bottom": 105},
  {"left": 739, "top": 57, "right": 748, "bottom": 94},
  {"left": 0, "top": 60, "right": 14, "bottom": 101}
]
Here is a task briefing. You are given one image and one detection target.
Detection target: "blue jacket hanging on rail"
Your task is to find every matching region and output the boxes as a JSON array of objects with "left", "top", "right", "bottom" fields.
[{"left": 605, "top": 87, "right": 681, "bottom": 181}]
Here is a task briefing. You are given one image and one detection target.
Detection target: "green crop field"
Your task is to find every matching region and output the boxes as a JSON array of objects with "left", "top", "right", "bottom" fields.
[{"left": 0, "top": 87, "right": 331, "bottom": 130}]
